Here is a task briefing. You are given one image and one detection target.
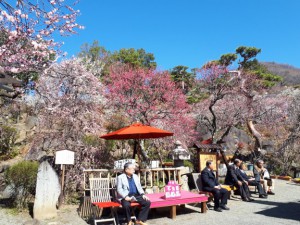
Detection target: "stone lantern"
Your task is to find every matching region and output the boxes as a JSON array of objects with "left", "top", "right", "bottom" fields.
[{"left": 170, "top": 140, "right": 190, "bottom": 167}]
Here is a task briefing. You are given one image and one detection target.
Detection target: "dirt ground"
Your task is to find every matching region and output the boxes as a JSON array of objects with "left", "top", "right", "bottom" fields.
[{"left": 0, "top": 179, "right": 299, "bottom": 225}]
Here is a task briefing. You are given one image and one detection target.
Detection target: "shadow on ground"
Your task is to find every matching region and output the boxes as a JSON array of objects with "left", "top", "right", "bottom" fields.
[
  {"left": 80, "top": 204, "right": 203, "bottom": 224},
  {"left": 147, "top": 205, "right": 201, "bottom": 220},
  {"left": 230, "top": 189, "right": 300, "bottom": 222},
  {"left": 254, "top": 201, "right": 300, "bottom": 222}
]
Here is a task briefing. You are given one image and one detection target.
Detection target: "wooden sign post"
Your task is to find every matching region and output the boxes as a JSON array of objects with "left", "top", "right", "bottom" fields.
[
  {"left": 199, "top": 152, "right": 218, "bottom": 177},
  {"left": 55, "top": 150, "right": 75, "bottom": 207}
]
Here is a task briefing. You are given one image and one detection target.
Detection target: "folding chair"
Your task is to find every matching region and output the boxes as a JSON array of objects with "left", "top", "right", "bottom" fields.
[
  {"left": 89, "top": 177, "right": 119, "bottom": 225},
  {"left": 194, "top": 173, "right": 213, "bottom": 210}
]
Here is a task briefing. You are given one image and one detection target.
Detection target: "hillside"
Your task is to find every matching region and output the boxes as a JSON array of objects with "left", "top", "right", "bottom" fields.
[{"left": 262, "top": 62, "right": 300, "bottom": 85}]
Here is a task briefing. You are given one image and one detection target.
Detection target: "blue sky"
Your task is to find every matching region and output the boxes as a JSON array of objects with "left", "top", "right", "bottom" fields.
[{"left": 58, "top": 0, "right": 300, "bottom": 70}]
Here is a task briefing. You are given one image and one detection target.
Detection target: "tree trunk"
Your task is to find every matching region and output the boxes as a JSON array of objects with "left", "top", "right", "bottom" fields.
[
  {"left": 139, "top": 140, "right": 150, "bottom": 163},
  {"left": 217, "top": 126, "right": 232, "bottom": 169},
  {"left": 132, "top": 140, "right": 138, "bottom": 159},
  {"left": 247, "top": 120, "right": 262, "bottom": 150},
  {"left": 133, "top": 140, "right": 150, "bottom": 166},
  {"left": 156, "top": 147, "right": 164, "bottom": 166},
  {"left": 220, "top": 150, "right": 230, "bottom": 169}
]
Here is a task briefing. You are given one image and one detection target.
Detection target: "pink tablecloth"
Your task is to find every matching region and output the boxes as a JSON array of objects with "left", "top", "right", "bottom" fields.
[{"left": 146, "top": 190, "right": 208, "bottom": 208}]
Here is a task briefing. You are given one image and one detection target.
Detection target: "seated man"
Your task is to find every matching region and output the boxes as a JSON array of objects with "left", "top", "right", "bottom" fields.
[
  {"left": 201, "top": 160, "right": 230, "bottom": 212},
  {"left": 238, "top": 162, "right": 267, "bottom": 198},
  {"left": 255, "top": 159, "right": 275, "bottom": 195},
  {"left": 117, "top": 162, "right": 151, "bottom": 225},
  {"left": 225, "top": 159, "right": 254, "bottom": 202}
]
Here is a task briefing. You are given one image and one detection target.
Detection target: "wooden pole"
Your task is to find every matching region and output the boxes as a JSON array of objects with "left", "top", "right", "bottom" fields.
[
  {"left": 61, "top": 164, "right": 65, "bottom": 193},
  {"left": 58, "top": 164, "right": 65, "bottom": 208},
  {"left": 133, "top": 140, "right": 138, "bottom": 159}
]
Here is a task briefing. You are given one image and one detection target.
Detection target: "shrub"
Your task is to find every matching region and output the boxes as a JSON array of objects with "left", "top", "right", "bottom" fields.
[
  {"left": 184, "top": 160, "right": 194, "bottom": 171},
  {"left": 5, "top": 161, "right": 39, "bottom": 209},
  {"left": 82, "top": 134, "right": 101, "bottom": 147},
  {"left": 0, "top": 125, "right": 18, "bottom": 159},
  {"left": 153, "top": 180, "right": 165, "bottom": 188}
]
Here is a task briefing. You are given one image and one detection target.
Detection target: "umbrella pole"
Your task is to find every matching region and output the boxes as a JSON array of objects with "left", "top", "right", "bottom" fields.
[
  {"left": 133, "top": 140, "right": 138, "bottom": 159},
  {"left": 133, "top": 140, "right": 142, "bottom": 169},
  {"left": 137, "top": 142, "right": 141, "bottom": 165}
]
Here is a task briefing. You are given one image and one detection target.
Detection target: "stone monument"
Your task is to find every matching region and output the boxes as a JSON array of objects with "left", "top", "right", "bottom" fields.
[
  {"left": 33, "top": 161, "right": 61, "bottom": 220},
  {"left": 170, "top": 140, "right": 191, "bottom": 167},
  {"left": 170, "top": 141, "right": 191, "bottom": 191}
]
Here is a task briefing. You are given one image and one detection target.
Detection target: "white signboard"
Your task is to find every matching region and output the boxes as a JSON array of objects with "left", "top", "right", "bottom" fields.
[
  {"left": 114, "top": 159, "right": 136, "bottom": 170},
  {"left": 150, "top": 160, "right": 160, "bottom": 169},
  {"left": 55, "top": 150, "right": 75, "bottom": 165}
]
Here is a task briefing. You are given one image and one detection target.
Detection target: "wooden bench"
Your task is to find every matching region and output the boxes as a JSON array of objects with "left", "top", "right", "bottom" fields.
[
  {"left": 112, "top": 176, "right": 208, "bottom": 220},
  {"left": 193, "top": 173, "right": 235, "bottom": 202},
  {"left": 146, "top": 190, "right": 208, "bottom": 219},
  {"left": 91, "top": 177, "right": 208, "bottom": 223}
]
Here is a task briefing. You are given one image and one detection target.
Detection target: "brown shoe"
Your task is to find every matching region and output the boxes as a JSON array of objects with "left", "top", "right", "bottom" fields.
[{"left": 136, "top": 220, "right": 148, "bottom": 225}]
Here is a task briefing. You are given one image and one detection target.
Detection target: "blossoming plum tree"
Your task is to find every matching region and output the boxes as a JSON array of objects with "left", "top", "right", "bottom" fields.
[
  {"left": 194, "top": 64, "right": 288, "bottom": 157},
  {"left": 105, "top": 65, "right": 196, "bottom": 162},
  {"left": 0, "top": 0, "right": 82, "bottom": 75},
  {"left": 29, "top": 59, "right": 107, "bottom": 197}
]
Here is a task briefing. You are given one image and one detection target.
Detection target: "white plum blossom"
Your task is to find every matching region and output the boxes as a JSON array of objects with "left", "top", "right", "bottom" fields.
[
  {"left": 7, "top": 15, "right": 15, "bottom": 22},
  {"left": 10, "top": 67, "right": 19, "bottom": 73},
  {"left": 14, "top": 10, "right": 21, "bottom": 15},
  {"left": 31, "top": 59, "right": 107, "bottom": 195},
  {"left": 0, "top": 0, "right": 82, "bottom": 74}
]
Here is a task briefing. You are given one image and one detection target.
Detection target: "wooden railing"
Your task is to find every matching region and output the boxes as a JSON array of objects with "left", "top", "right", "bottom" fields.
[
  {"left": 137, "top": 168, "right": 185, "bottom": 188},
  {"left": 83, "top": 167, "right": 187, "bottom": 191}
]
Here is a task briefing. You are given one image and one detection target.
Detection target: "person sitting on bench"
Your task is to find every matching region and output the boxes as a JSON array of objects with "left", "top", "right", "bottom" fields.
[
  {"left": 225, "top": 159, "right": 254, "bottom": 202},
  {"left": 238, "top": 162, "right": 267, "bottom": 198},
  {"left": 255, "top": 159, "right": 275, "bottom": 195},
  {"left": 117, "top": 162, "right": 151, "bottom": 225},
  {"left": 201, "top": 160, "right": 230, "bottom": 212}
]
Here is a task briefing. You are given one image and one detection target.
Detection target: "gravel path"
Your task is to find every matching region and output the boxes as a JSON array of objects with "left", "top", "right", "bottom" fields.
[
  {"left": 148, "top": 180, "right": 300, "bottom": 225},
  {"left": 0, "top": 179, "right": 299, "bottom": 225}
]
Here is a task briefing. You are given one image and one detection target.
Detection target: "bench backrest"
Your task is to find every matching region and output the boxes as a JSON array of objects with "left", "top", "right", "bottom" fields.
[
  {"left": 89, "top": 177, "right": 112, "bottom": 203},
  {"left": 110, "top": 177, "right": 118, "bottom": 200},
  {"left": 110, "top": 177, "right": 117, "bottom": 188},
  {"left": 192, "top": 173, "right": 204, "bottom": 191}
]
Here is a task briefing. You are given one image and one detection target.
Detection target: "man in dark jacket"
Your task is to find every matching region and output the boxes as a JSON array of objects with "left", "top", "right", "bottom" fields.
[
  {"left": 225, "top": 159, "right": 254, "bottom": 202},
  {"left": 201, "top": 160, "right": 229, "bottom": 212},
  {"left": 238, "top": 162, "right": 267, "bottom": 198}
]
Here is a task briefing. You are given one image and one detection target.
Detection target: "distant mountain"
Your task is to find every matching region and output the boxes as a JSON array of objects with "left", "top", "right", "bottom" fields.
[{"left": 262, "top": 62, "right": 300, "bottom": 85}]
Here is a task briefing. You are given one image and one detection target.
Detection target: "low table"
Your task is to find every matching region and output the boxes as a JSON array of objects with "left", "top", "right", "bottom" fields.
[{"left": 146, "top": 190, "right": 208, "bottom": 219}]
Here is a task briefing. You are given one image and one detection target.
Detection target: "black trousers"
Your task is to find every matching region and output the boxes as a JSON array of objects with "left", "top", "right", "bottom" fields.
[
  {"left": 235, "top": 182, "right": 251, "bottom": 199},
  {"left": 203, "top": 187, "right": 228, "bottom": 208},
  {"left": 121, "top": 195, "right": 151, "bottom": 222},
  {"left": 248, "top": 180, "right": 266, "bottom": 195}
]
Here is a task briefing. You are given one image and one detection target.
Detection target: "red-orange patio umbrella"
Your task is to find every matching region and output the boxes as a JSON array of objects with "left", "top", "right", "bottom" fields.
[
  {"left": 100, "top": 122, "right": 173, "bottom": 140},
  {"left": 100, "top": 122, "right": 173, "bottom": 161}
]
